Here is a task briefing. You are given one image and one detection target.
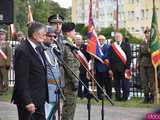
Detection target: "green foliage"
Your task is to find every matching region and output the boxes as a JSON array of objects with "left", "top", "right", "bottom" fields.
[
  {"left": 75, "top": 24, "right": 88, "bottom": 40},
  {"left": 75, "top": 24, "right": 84, "bottom": 35},
  {"left": 81, "top": 26, "right": 88, "bottom": 40},
  {"left": 14, "top": 0, "right": 70, "bottom": 33},
  {"left": 74, "top": 24, "right": 142, "bottom": 43},
  {"left": 98, "top": 27, "right": 142, "bottom": 44},
  {"left": 31, "top": 1, "right": 49, "bottom": 23},
  {"left": 15, "top": 0, "right": 27, "bottom": 32},
  {"left": 98, "top": 27, "right": 114, "bottom": 40},
  {"left": 48, "top": 1, "right": 71, "bottom": 22}
]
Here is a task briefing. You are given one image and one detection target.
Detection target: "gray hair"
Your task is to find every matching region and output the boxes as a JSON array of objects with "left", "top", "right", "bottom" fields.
[{"left": 28, "top": 22, "right": 47, "bottom": 38}]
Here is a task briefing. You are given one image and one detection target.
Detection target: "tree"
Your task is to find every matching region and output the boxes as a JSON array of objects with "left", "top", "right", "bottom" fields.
[
  {"left": 14, "top": 0, "right": 70, "bottom": 32},
  {"left": 48, "top": 1, "right": 71, "bottom": 22},
  {"left": 98, "top": 27, "right": 142, "bottom": 44}
]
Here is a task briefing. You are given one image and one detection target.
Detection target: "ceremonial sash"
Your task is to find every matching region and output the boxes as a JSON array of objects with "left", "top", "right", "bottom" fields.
[
  {"left": 76, "top": 50, "right": 90, "bottom": 70},
  {"left": 111, "top": 42, "right": 127, "bottom": 64},
  {"left": 0, "top": 49, "right": 7, "bottom": 60}
]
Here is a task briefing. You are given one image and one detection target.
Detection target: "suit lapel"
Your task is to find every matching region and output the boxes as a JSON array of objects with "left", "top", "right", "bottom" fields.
[{"left": 25, "top": 40, "right": 46, "bottom": 68}]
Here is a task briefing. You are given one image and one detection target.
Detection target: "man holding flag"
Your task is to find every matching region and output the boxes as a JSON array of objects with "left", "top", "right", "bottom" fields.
[
  {"left": 149, "top": 0, "right": 160, "bottom": 104},
  {"left": 138, "top": 29, "right": 155, "bottom": 103}
]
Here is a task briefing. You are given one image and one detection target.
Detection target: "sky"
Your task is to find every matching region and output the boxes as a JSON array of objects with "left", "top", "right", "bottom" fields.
[{"left": 52, "top": 0, "right": 72, "bottom": 8}]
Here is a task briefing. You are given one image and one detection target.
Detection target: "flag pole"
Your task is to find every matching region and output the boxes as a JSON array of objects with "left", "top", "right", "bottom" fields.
[
  {"left": 153, "top": 65, "right": 159, "bottom": 104},
  {"left": 152, "top": 0, "right": 159, "bottom": 104},
  {"left": 116, "top": 0, "right": 119, "bottom": 32}
]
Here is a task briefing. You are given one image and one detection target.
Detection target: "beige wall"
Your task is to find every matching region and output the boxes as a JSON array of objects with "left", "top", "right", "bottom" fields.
[
  {"left": 124, "top": 0, "right": 160, "bottom": 38},
  {"left": 72, "top": 0, "right": 160, "bottom": 38},
  {"left": 71, "top": 0, "right": 77, "bottom": 23}
]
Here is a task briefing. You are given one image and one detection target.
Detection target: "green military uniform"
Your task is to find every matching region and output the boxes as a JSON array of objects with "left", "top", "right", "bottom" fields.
[
  {"left": 138, "top": 39, "right": 154, "bottom": 103},
  {"left": 0, "top": 41, "right": 11, "bottom": 93},
  {"left": 61, "top": 36, "right": 80, "bottom": 120}
]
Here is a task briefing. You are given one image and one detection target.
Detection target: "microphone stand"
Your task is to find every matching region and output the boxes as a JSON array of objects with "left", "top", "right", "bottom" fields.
[
  {"left": 101, "top": 93, "right": 105, "bottom": 120},
  {"left": 71, "top": 50, "right": 114, "bottom": 120},
  {"left": 72, "top": 50, "right": 114, "bottom": 105},
  {"left": 45, "top": 62, "right": 65, "bottom": 120},
  {"left": 87, "top": 91, "right": 94, "bottom": 120},
  {"left": 52, "top": 48, "right": 99, "bottom": 102}
]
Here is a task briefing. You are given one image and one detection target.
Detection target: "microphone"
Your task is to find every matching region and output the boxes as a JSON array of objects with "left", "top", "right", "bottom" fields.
[
  {"left": 63, "top": 40, "right": 79, "bottom": 51},
  {"left": 51, "top": 44, "right": 62, "bottom": 56}
]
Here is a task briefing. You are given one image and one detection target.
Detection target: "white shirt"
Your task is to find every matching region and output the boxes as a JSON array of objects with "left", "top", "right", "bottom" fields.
[{"left": 28, "top": 39, "right": 38, "bottom": 53}]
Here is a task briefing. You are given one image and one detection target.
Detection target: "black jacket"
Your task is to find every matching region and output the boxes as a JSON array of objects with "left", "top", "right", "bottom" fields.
[
  {"left": 11, "top": 40, "right": 48, "bottom": 106},
  {"left": 109, "top": 41, "right": 131, "bottom": 72}
]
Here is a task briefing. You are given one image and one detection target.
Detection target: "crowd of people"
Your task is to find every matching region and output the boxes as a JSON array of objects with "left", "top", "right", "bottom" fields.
[{"left": 0, "top": 14, "right": 157, "bottom": 120}]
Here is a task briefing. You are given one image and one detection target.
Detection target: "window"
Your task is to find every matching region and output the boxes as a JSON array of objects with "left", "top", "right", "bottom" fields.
[
  {"left": 131, "top": 11, "right": 135, "bottom": 19},
  {"left": 141, "top": 27, "right": 144, "bottom": 32},
  {"left": 141, "top": 9, "right": 145, "bottom": 19},
  {"left": 132, "top": 27, "right": 135, "bottom": 32}
]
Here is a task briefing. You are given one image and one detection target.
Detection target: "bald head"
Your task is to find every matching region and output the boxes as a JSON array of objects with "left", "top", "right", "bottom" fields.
[
  {"left": 75, "top": 34, "right": 83, "bottom": 47},
  {"left": 115, "top": 32, "right": 123, "bottom": 42}
]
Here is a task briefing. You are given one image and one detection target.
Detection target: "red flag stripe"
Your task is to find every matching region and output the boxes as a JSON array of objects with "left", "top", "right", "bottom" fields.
[{"left": 111, "top": 43, "right": 126, "bottom": 64}]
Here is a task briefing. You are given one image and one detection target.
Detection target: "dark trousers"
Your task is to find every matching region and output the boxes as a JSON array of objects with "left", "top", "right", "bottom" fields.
[
  {"left": 96, "top": 71, "right": 112, "bottom": 99},
  {"left": 78, "top": 73, "right": 89, "bottom": 98},
  {"left": 114, "top": 70, "right": 129, "bottom": 101},
  {"left": 17, "top": 103, "right": 46, "bottom": 120}
]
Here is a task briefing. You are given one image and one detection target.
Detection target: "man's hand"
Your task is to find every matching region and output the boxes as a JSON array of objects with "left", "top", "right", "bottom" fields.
[
  {"left": 103, "top": 59, "right": 109, "bottom": 65},
  {"left": 26, "top": 103, "right": 36, "bottom": 113},
  {"left": 86, "top": 72, "right": 90, "bottom": 80},
  {"left": 108, "top": 70, "right": 114, "bottom": 80}
]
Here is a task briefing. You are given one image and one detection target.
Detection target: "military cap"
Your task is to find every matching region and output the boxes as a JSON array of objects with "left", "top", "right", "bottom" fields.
[
  {"left": 48, "top": 14, "right": 64, "bottom": 23},
  {"left": 62, "top": 22, "right": 75, "bottom": 33},
  {"left": 0, "top": 28, "right": 6, "bottom": 33}
]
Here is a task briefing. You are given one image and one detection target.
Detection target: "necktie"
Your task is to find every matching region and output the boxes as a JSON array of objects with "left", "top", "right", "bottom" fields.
[
  {"left": 117, "top": 41, "right": 120, "bottom": 45},
  {"left": 35, "top": 46, "right": 45, "bottom": 65}
]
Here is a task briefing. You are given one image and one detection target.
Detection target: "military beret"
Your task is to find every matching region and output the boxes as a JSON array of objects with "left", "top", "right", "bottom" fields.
[
  {"left": 48, "top": 14, "right": 64, "bottom": 23},
  {"left": 0, "top": 28, "right": 6, "bottom": 33},
  {"left": 62, "top": 22, "right": 75, "bottom": 33}
]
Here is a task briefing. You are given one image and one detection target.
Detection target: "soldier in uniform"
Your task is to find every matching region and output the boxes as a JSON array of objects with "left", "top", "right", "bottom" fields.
[
  {"left": 43, "top": 26, "right": 61, "bottom": 120},
  {"left": 48, "top": 14, "right": 64, "bottom": 53},
  {"left": 48, "top": 14, "right": 65, "bottom": 88},
  {"left": 137, "top": 29, "right": 154, "bottom": 103},
  {"left": 61, "top": 22, "right": 80, "bottom": 120},
  {"left": 0, "top": 29, "right": 11, "bottom": 94}
]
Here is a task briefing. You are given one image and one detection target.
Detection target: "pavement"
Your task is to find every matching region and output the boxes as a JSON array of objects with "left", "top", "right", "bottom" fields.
[{"left": 0, "top": 101, "right": 154, "bottom": 120}]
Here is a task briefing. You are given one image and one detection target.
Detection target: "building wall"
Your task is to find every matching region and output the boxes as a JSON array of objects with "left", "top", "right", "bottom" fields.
[
  {"left": 71, "top": 0, "right": 77, "bottom": 23},
  {"left": 72, "top": 0, "right": 160, "bottom": 38},
  {"left": 124, "top": 0, "right": 160, "bottom": 38}
]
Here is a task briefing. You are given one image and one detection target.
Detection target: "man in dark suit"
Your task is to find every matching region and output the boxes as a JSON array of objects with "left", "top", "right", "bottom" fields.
[
  {"left": 11, "top": 22, "right": 49, "bottom": 120},
  {"left": 75, "top": 34, "right": 90, "bottom": 98},
  {"left": 109, "top": 32, "right": 131, "bottom": 101}
]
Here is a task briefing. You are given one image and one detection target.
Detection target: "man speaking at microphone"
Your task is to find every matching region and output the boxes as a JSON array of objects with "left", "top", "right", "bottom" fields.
[
  {"left": 61, "top": 22, "right": 80, "bottom": 120},
  {"left": 11, "top": 22, "right": 49, "bottom": 120}
]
